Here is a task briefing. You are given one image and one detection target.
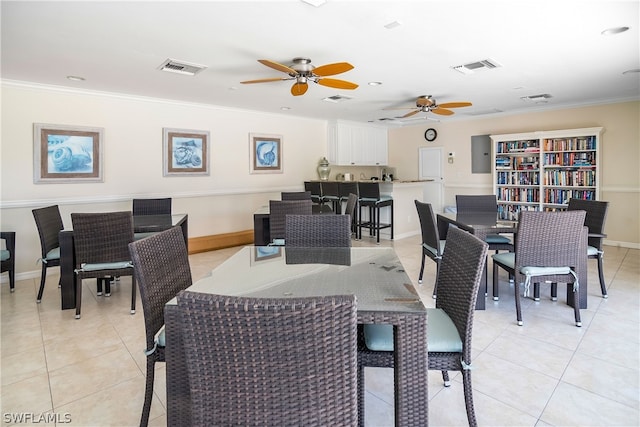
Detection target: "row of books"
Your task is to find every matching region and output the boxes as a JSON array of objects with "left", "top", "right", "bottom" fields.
[
  {"left": 496, "top": 171, "right": 539, "bottom": 185},
  {"left": 542, "top": 152, "right": 596, "bottom": 167},
  {"left": 543, "top": 170, "right": 597, "bottom": 187},
  {"left": 542, "top": 136, "right": 596, "bottom": 152},
  {"left": 543, "top": 189, "right": 596, "bottom": 205},
  {"left": 495, "top": 139, "right": 539, "bottom": 154},
  {"left": 496, "top": 187, "right": 540, "bottom": 203},
  {"left": 497, "top": 204, "right": 539, "bottom": 221}
]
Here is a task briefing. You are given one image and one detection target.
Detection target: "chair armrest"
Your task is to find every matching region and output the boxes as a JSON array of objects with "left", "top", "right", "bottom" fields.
[{"left": 588, "top": 232, "right": 607, "bottom": 239}]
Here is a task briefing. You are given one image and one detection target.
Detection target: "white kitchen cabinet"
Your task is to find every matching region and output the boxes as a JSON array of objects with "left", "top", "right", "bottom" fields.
[{"left": 328, "top": 120, "right": 388, "bottom": 166}]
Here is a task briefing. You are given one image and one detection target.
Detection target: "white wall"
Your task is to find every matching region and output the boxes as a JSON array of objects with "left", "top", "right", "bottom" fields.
[{"left": 1, "top": 82, "right": 327, "bottom": 276}]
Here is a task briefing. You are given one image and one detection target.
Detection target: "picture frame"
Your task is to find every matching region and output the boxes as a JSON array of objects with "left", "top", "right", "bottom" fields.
[
  {"left": 33, "top": 123, "right": 104, "bottom": 184},
  {"left": 250, "top": 133, "right": 282, "bottom": 174},
  {"left": 163, "top": 128, "right": 210, "bottom": 176}
]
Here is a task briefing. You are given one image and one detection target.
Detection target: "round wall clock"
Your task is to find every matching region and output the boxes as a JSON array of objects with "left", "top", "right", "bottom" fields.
[{"left": 424, "top": 128, "right": 437, "bottom": 142}]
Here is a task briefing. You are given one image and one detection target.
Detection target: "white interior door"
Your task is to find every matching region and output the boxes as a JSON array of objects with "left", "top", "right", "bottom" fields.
[{"left": 419, "top": 147, "right": 444, "bottom": 213}]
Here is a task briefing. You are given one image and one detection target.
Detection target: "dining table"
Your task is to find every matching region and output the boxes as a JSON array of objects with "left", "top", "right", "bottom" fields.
[
  {"left": 437, "top": 211, "right": 587, "bottom": 309},
  {"left": 164, "top": 245, "right": 429, "bottom": 427},
  {"left": 58, "top": 213, "right": 188, "bottom": 310}
]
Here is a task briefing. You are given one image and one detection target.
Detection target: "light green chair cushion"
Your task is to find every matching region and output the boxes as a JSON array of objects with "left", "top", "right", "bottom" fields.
[
  {"left": 423, "top": 240, "right": 446, "bottom": 257},
  {"left": 364, "top": 308, "right": 462, "bottom": 353},
  {"left": 485, "top": 234, "right": 511, "bottom": 244},
  {"left": 44, "top": 247, "right": 60, "bottom": 262},
  {"left": 492, "top": 252, "right": 515, "bottom": 268},
  {"left": 0, "top": 249, "right": 10, "bottom": 262},
  {"left": 79, "top": 261, "right": 133, "bottom": 272},
  {"left": 587, "top": 245, "right": 599, "bottom": 256}
]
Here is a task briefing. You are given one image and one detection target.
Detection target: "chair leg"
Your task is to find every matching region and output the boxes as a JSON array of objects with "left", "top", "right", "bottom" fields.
[
  {"left": 441, "top": 370, "right": 450, "bottom": 387},
  {"left": 9, "top": 268, "right": 15, "bottom": 292},
  {"left": 130, "top": 275, "right": 136, "bottom": 315},
  {"left": 572, "top": 283, "right": 582, "bottom": 327},
  {"left": 514, "top": 281, "right": 523, "bottom": 326},
  {"left": 533, "top": 283, "right": 540, "bottom": 301},
  {"left": 140, "top": 357, "right": 155, "bottom": 427},
  {"left": 461, "top": 369, "right": 478, "bottom": 427},
  {"left": 390, "top": 202, "right": 394, "bottom": 240},
  {"left": 96, "top": 278, "right": 103, "bottom": 296},
  {"left": 75, "top": 276, "right": 82, "bottom": 319},
  {"left": 418, "top": 254, "right": 426, "bottom": 284},
  {"left": 357, "top": 363, "right": 366, "bottom": 427},
  {"left": 433, "top": 259, "right": 440, "bottom": 299},
  {"left": 36, "top": 264, "right": 47, "bottom": 302},
  {"left": 597, "top": 255, "right": 607, "bottom": 298},
  {"left": 550, "top": 283, "right": 558, "bottom": 301}
]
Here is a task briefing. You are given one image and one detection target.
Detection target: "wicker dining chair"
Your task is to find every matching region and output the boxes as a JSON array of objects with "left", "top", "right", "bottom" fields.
[
  {"left": 132, "top": 198, "right": 172, "bottom": 216},
  {"left": 1, "top": 231, "right": 16, "bottom": 292},
  {"left": 492, "top": 210, "right": 586, "bottom": 327},
  {"left": 344, "top": 193, "right": 359, "bottom": 236},
  {"left": 268, "top": 199, "right": 312, "bottom": 245},
  {"left": 281, "top": 191, "right": 312, "bottom": 200},
  {"left": 455, "top": 194, "right": 514, "bottom": 251},
  {"left": 566, "top": 198, "right": 609, "bottom": 298},
  {"left": 128, "top": 226, "right": 192, "bottom": 427},
  {"left": 304, "top": 181, "right": 324, "bottom": 205},
  {"left": 71, "top": 211, "right": 136, "bottom": 319},
  {"left": 415, "top": 200, "right": 446, "bottom": 298},
  {"left": 285, "top": 213, "right": 352, "bottom": 248},
  {"left": 32, "top": 205, "right": 64, "bottom": 302},
  {"left": 176, "top": 291, "right": 358, "bottom": 427},
  {"left": 358, "top": 226, "right": 488, "bottom": 427}
]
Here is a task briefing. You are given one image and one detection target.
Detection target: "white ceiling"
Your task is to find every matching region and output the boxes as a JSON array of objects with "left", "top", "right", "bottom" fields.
[{"left": 2, "top": 0, "right": 639, "bottom": 125}]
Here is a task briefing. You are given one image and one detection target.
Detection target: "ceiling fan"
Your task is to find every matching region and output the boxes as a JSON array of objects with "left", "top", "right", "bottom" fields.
[
  {"left": 240, "top": 57, "right": 359, "bottom": 96},
  {"left": 386, "top": 95, "right": 472, "bottom": 118}
]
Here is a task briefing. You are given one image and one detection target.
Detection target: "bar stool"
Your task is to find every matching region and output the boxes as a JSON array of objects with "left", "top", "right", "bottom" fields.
[
  {"left": 357, "top": 181, "right": 393, "bottom": 244},
  {"left": 338, "top": 182, "right": 358, "bottom": 214},
  {"left": 320, "top": 182, "right": 340, "bottom": 213}
]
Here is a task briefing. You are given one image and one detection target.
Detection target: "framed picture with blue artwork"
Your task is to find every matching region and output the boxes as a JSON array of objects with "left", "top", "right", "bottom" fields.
[
  {"left": 163, "top": 128, "right": 210, "bottom": 176},
  {"left": 33, "top": 123, "right": 104, "bottom": 184},
  {"left": 250, "top": 133, "right": 282, "bottom": 174}
]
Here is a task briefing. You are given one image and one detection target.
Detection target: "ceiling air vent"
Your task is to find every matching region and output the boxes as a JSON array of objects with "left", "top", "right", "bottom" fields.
[
  {"left": 520, "top": 93, "right": 553, "bottom": 102},
  {"left": 158, "top": 59, "right": 207, "bottom": 76},
  {"left": 322, "top": 94, "right": 352, "bottom": 103},
  {"left": 452, "top": 58, "right": 502, "bottom": 75}
]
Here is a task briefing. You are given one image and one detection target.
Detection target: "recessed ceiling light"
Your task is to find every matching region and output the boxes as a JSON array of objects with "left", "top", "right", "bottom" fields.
[
  {"left": 368, "top": 81, "right": 382, "bottom": 86},
  {"left": 280, "top": 107, "right": 291, "bottom": 111},
  {"left": 623, "top": 69, "right": 640, "bottom": 75},
  {"left": 601, "top": 26, "right": 629, "bottom": 35},
  {"left": 66, "top": 75, "right": 85, "bottom": 81},
  {"left": 384, "top": 21, "right": 402, "bottom": 30}
]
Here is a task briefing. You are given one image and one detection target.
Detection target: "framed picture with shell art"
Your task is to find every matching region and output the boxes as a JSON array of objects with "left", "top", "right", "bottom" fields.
[
  {"left": 163, "top": 128, "right": 210, "bottom": 176},
  {"left": 250, "top": 133, "right": 282, "bottom": 174},
  {"left": 33, "top": 123, "right": 104, "bottom": 184}
]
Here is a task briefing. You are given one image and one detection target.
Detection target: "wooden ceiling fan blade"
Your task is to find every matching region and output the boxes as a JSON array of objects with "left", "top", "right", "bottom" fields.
[
  {"left": 401, "top": 110, "right": 420, "bottom": 118},
  {"left": 316, "top": 78, "right": 358, "bottom": 90},
  {"left": 431, "top": 107, "right": 455, "bottom": 116},
  {"left": 438, "top": 102, "right": 472, "bottom": 108},
  {"left": 416, "top": 97, "right": 434, "bottom": 107},
  {"left": 258, "top": 59, "right": 297, "bottom": 75},
  {"left": 313, "top": 62, "right": 354, "bottom": 76},
  {"left": 291, "top": 82, "right": 308, "bottom": 96},
  {"left": 240, "top": 77, "right": 289, "bottom": 84}
]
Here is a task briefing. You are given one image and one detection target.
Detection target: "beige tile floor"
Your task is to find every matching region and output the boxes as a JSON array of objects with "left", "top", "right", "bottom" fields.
[{"left": 1, "top": 234, "right": 639, "bottom": 426}]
